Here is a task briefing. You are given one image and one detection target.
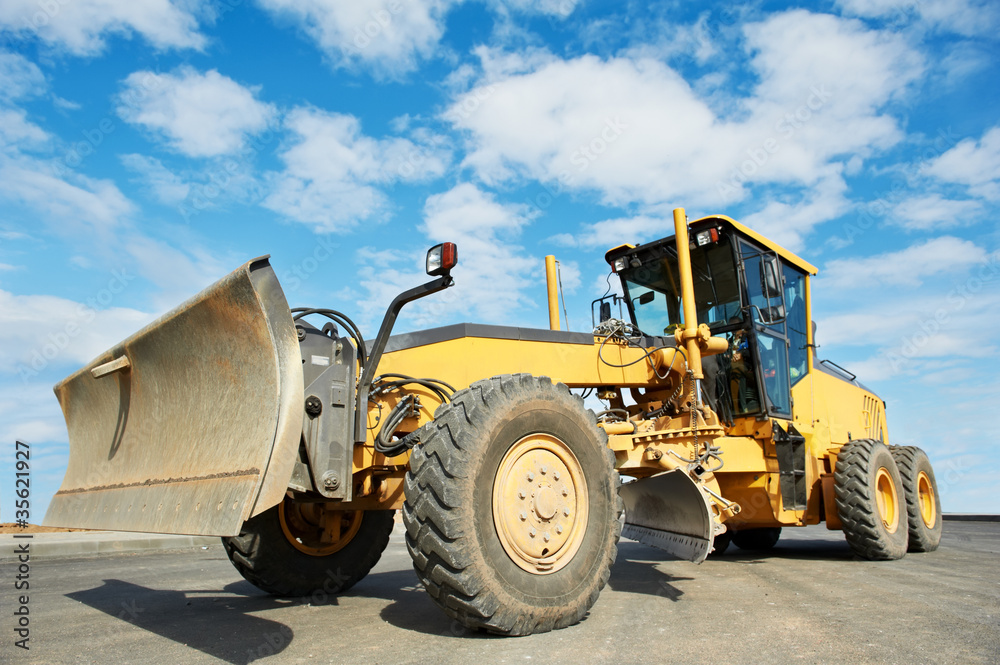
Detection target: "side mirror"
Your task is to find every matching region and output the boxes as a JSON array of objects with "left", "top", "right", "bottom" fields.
[
  {"left": 426, "top": 242, "right": 458, "bottom": 276},
  {"left": 759, "top": 256, "right": 780, "bottom": 300},
  {"left": 638, "top": 291, "right": 655, "bottom": 305},
  {"left": 599, "top": 301, "right": 612, "bottom": 322},
  {"left": 757, "top": 255, "right": 785, "bottom": 324}
]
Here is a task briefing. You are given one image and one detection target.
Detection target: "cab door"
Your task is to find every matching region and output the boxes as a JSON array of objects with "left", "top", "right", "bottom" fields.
[{"left": 738, "top": 239, "right": 792, "bottom": 419}]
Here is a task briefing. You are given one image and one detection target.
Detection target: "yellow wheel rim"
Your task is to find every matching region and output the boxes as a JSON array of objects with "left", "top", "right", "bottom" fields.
[
  {"left": 492, "top": 434, "right": 589, "bottom": 575},
  {"left": 278, "top": 498, "right": 363, "bottom": 557},
  {"left": 874, "top": 467, "right": 900, "bottom": 534},
  {"left": 917, "top": 471, "right": 936, "bottom": 528}
]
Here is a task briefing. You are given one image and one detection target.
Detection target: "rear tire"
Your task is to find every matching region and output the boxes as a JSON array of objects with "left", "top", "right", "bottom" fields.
[
  {"left": 732, "top": 527, "right": 781, "bottom": 551},
  {"left": 403, "top": 374, "right": 621, "bottom": 636},
  {"left": 890, "top": 446, "right": 942, "bottom": 552},
  {"left": 834, "top": 439, "right": 908, "bottom": 560},
  {"left": 222, "top": 499, "right": 395, "bottom": 597}
]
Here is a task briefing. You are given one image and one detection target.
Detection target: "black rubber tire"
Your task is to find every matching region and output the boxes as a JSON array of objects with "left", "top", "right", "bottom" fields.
[
  {"left": 402, "top": 374, "right": 621, "bottom": 636},
  {"left": 709, "top": 529, "right": 732, "bottom": 556},
  {"left": 890, "top": 446, "right": 942, "bottom": 552},
  {"left": 221, "top": 503, "right": 395, "bottom": 597},
  {"left": 834, "top": 439, "right": 908, "bottom": 560},
  {"left": 732, "top": 527, "right": 782, "bottom": 551}
]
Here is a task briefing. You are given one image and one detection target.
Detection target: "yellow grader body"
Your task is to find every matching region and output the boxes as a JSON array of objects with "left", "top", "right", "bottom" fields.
[{"left": 45, "top": 209, "right": 941, "bottom": 636}]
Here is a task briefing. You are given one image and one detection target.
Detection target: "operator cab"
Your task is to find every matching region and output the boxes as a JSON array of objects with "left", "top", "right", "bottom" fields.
[{"left": 603, "top": 216, "right": 816, "bottom": 424}]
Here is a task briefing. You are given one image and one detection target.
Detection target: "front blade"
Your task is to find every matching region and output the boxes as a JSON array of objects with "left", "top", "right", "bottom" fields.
[
  {"left": 44, "top": 257, "right": 303, "bottom": 536},
  {"left": 619, "top": 469, "right": 715, "bottom": 563}
]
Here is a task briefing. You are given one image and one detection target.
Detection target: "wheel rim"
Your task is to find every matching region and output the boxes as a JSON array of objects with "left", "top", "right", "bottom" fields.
[
  {"left": 278, "top": 498, "right": 363, "bottom": 556},
  {"left": 492, "top": 433, "right": 589, "bottom": 574},
  {"left": 917, "top": 471, "right": 936, "bottom": 528},
  {"left": 874, "top": 467, "right": 900, "bottom": 534}
]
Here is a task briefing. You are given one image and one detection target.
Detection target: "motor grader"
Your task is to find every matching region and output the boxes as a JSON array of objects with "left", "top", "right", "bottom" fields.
[{"left": 45, "top": 208, "right": 942, "bottom": 636}]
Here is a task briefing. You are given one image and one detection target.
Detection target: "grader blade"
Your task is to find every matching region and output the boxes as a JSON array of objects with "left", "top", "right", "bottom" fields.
[
  {"left": 44, "top": 257, "right": 304, "bottom": 537},
  {"left": 619, "top": 470, "right": 715, "bottom": 563}
]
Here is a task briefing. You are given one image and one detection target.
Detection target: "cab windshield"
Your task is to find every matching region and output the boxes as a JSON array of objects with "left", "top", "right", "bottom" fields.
[{"left": 621, "top": 233, "right": 742, "bottom": 336}]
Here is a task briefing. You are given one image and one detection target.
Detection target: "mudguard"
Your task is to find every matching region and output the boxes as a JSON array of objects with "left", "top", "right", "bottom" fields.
[{"left": 43, "top": 257, "right": 303, "bottom": 536}]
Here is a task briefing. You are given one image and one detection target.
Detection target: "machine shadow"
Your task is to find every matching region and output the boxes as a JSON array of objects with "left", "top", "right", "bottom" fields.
[
  {"left": 607, "top": 541, "right": 695, "bottom": 599},
  {"left": 67, "top": 579, "right": 297, "bottom": 664}
]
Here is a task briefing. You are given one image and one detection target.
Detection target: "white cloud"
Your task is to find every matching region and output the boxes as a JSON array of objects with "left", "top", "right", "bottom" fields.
[
  {"left": 551, "top": 215, "right": 670, "bottom": 250},
  {"left": 0, "top": 289, "right": 153, "bottom": 376},
  {"left": 0, "top": 156, "right": 134, "bottom": 233},
  {"left": 354, "top": 184, "right": 540, "bottom": 329},
  {"left": 122, "top": 234, "right": 229, "bottom": 310},
  {"left": 256, "top": 0, "right": 457, "bottom": 77},
  {"left": 448, "top": 10, "right": 922, "bottom": 244},
  {"left": 0, "top": 108, "right": 50, "bottom": 150},
  {"left": 0, "top": 0, "right": 207, "bottom": 56},
  {"left": 492, "top": 0, "right": 580, "bottom": 18},
  {"left": 923, "top": 126, "right": 1000, "bottom": 202},
  {"left": 120, "top": 153, "right": 190, "bottom": 204},
  {"left": 821, "top": 236, "right": 988, "bottom": 289},
  {"left": 738, "top": 174, "right": 850, "bottom": 252},
  {"left": 890, "top": 195, "right": 983, "bottom": 230},
  {"left": 0, "top": 52, "right": 49, "bottom": 150},
  {"left": 0, "top": 50, "right": 46, "bottom": 101},
  {"left": 264, "top": 107, "right": 449, "bottom": 231},
  {"left": 836, "top": 0, "right": 1000, "bottom": 37},
  {"left": 117, "top": 67, "right": 277, "bottom": 158}
]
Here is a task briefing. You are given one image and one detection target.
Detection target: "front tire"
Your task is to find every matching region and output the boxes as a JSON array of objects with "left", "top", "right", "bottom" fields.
[
  {"left": 890, "top": 446, "right": 942, "bottom": 552},
  {"left": 732, "top": 527, "right": 781, "bottom": 551},
  {"left": 222, "top": 499, "right": 395, "bottom": 597},
  {"left": 834, "top": 439, "right": 908, "bottom": 560},
  {"left": 403, "top": 374, "right": 621, "bottom": 636}
]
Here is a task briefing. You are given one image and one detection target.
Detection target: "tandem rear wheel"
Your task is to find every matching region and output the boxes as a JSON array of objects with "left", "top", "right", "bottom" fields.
[
  {"left": 222, "top": 498, "right": 395, "bottom": 597},
  {"left": 402, "top": 374, "right": 622, "bottom": 636},
  {"left": 890, "top": 445, "right": 942, "bottom": 552},
  {"left": 835, "top": 439, "right": 909, "bottom": 560}
]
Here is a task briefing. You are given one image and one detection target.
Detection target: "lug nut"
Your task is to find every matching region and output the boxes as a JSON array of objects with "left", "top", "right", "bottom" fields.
[
  {"left": 527, "top": 472, "right": 535, "bottom": 481},
  {"left": 553, "top": 471, "right": 560, "bottom": 480},
  {"left": 563, "top": 508, "right": 571, "bottom": 517},
  {"left": 529, "top": 528, "right": 536, "bottom": 538},
  {"left": 518, "top": 490, "right": 526, "bottom": 499},
  {"left": 519, "top": 511, "right": 527, "bottom": 521},
  {"left": 543, "top": 532, "right": 551, "bottom": 542},
  {"left": 561, "top": 488, "right": 568, "bottom": 497},
  {"left": 540, "top": 466, "right": 547, "bottom": 475},
  {"left": 556, "top": 525, "right": 564, "bottom": 534}
]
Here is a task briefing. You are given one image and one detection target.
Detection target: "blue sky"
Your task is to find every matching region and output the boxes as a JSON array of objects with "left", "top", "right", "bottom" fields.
[{"left": 1, "top": 0, "right": 998, "bottom": 522}]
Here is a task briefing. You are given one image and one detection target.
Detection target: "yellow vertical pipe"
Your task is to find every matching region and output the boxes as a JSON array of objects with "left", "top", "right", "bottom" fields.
[
  {"left": 673, "top": 208, "right": 703, "bottom": 380},
  {"left": 804, "top": 273, "right": 814, "bottom": 374},
  {"left": 545, "top": 255, "right": 560, "bottom": 331}
]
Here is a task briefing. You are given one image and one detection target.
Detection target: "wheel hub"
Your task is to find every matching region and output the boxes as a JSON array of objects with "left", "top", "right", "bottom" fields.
[
  {"left": 917, "top": 470, "right": 936, "bottom": 528},
  {"left": 278, "top": 499, "right": 363, "bottom": 557},
  {"left": 493, "top": 434, "right": 589, "bottom": 574},
  {"left": 874, "top": 467, "right": 900, "bottom": 534}
]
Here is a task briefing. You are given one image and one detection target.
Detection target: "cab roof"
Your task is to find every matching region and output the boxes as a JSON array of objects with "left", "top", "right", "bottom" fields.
[{"left": 604, "top": 213, "right": 818, "bottom": 275}]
